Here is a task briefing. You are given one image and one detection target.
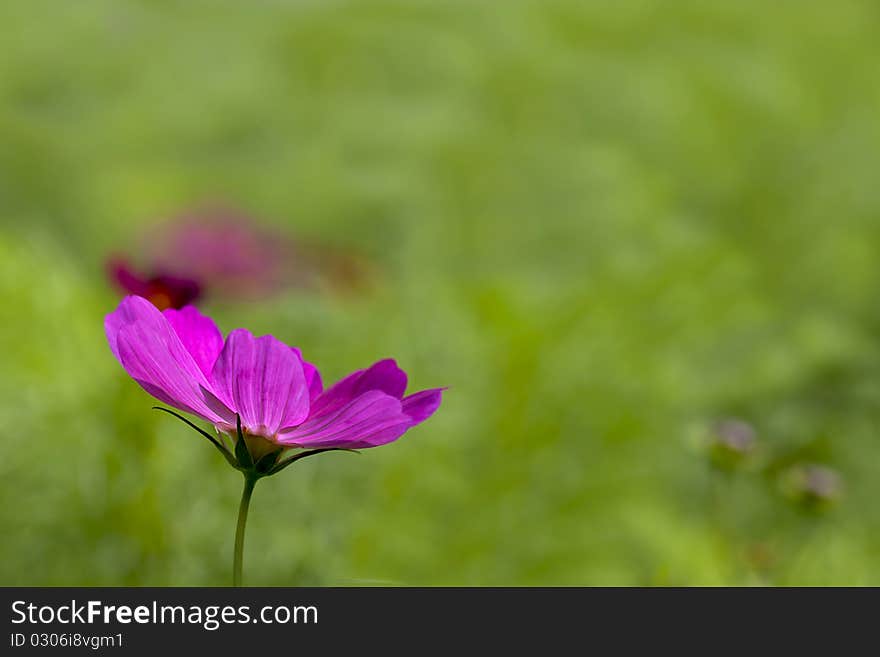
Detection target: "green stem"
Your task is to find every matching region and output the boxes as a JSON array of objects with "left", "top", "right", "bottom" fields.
[{"left": 233, "top": 474, "right": 258, "bottom": 587}]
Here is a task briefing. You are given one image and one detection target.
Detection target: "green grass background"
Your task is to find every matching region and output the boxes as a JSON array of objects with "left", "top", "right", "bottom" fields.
[{"left": 2, "top": 0, "right": 880, "bottom": 585}]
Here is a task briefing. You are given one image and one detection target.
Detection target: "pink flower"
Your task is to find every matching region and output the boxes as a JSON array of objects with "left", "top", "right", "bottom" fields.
[
  {"left": 108, "top": 209, "right": 375, "bottom": 308},
  {"left": 107, "top": 258, "right": 202, "bottom": 310},
  {"left": 105, "top": 296, "right": 443, "bottom": 454},
  {"left": 141, "top": 211, "right": 297, "bottom": 299}
]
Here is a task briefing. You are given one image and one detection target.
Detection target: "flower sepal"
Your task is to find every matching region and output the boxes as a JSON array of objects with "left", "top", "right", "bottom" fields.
[
  {"left": 154, "top": 407, "right": 358, "bottom": 480},
  {"left": 254, "top": 449, "right": 283, "bottom": 476},
  {"left": 231, "top": 415, "right": 283, "bottom": 479}
]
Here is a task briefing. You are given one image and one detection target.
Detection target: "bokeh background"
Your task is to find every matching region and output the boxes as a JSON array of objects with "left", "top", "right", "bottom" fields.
[{"left": 3, "top": 0, "right": 880, "bottom": 586}]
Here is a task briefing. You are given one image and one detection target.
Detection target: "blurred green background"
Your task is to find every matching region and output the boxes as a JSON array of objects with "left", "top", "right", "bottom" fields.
[{"left": 2, "top": 0, "right": 880, "bottom": 586}]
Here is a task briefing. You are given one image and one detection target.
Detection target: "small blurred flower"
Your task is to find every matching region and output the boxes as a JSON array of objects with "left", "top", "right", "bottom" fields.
[
  {"left": 107, "top": 258, "right": 201, "bottom": 310},
  {"left": 780, "top": 464, "right": 843, "bottom": 510},
  {"left": 706, "top": 418, "right": 757, "bottom": 469}
]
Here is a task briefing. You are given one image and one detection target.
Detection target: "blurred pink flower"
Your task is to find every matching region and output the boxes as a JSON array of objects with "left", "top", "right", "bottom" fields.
[
  {"left": 107, "top": 258, "right": 201, "bottom": 310},
  {"left": 141, "top": 210, "right": 301, "bottom": 299},
  {"left": 108, "top": 209, "right": 334, "bottom": 307}
]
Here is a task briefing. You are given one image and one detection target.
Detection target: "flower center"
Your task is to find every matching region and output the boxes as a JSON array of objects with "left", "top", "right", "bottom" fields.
[
  {"left": 148, "top": 291, "right": 173, "bottom": 310},
  {"left": 241, "top": 432, "right": 282, "bottom": 461}
]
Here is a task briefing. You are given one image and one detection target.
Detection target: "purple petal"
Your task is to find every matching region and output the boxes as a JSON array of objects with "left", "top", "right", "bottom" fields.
[
  {"left": 342, "top": 420, "right": 413, "bottom": 449},
  {"left": 110, "top": 297, "right": 233, "bottom": 424},
  {"left": 108, "top": 260, "right": 151, "bottom": 297},
  {"left": 107, "top": 260, "right": 200, "bottom": 310},
  {"left": 402, "top": 388, "right": 445, "bottom": 425},
  {"left": 291, "top": 347, "right": 324, "bottom": 401},
  {"left": 309, "top": 359, "right": 408, "bottom": 419},
  {"left": 211, "top": 329, "right": 310, "bottom": 436},
  {"left": 163, "top": 306, "right": 224, "bottom": 378},
  {"left": 277, "top": 390, "right": 410, "bottom": 449},
  {"left": 105, "top": 295, "right": 147, "bottom": 361}
]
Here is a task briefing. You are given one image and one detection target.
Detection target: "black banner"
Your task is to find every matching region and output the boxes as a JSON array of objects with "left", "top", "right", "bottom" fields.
[{"left": 0, "top": 588, "right": 869, "bottom": 652}]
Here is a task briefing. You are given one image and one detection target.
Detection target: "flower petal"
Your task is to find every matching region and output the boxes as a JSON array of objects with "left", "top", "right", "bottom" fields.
[
  {"left": 277, "top": 390, "right": 410, "bottom": 449},
  {"left": 309, "top": 359, "right": 408, "bottom": 419},
  {"left": 105, "top": 295, "right": 148, "bottom": 361},
  {"left": 163, "top": 306, "right": 224, "bottom": 377},
  {"left": 111, "top": 297, "right": 232, "bottom": 424},
  {"left": 108, "top": 260, "right": 151, "bottom": 297},
  {"left": 291, "top": 347, "right": 324, "bottom": 401},
  {"left": 402, "top": 388, "right": 445, "bottom": 425},
  {"left": 211, "top": 329, "right": 310, "bottom": 436}
]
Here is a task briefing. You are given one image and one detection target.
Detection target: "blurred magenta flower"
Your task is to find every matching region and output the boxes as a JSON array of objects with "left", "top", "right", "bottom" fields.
[
  {"left": 141, "top": 210, "right": 298, "bottom": 299},
  {"left": 107, "top": 258, "right": 201, "bottom": 310},
  {"left": 105, "top": 295, "right": 443, "bottom": 585},
  {"left": 108, "top": 208, "right": 375, "bottom": 308}
]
